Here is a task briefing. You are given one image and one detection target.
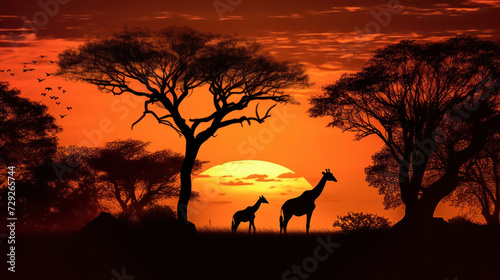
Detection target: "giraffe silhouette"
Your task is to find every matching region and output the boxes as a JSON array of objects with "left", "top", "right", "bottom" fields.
[
  {"left": 232, "top": 195, "right": 269, "bottom": 235},
  {"left": 280, "top": 169, "right": 337, "bottom": 236}
]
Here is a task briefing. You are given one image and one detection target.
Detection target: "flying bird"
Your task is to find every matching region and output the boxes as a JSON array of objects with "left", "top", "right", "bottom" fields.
[
  {"left": 10, "top": 73, "right": 14, "bottom": 76},
  {"left": 0, "top": 70, "right": 4, "bottom": 72},
  {"left": 66, "top": 107, "right": 72, "bottom": 110},
  {"left": 37, "top": 78, "right": 45, "bottom": 82},
  {"left": 62, "top": 90, "right": 67, "bottom": 93},
  {"left": 45, "top": 87, "right": 52, "bottom": 90},
  {"left": 50, "top": 60, "right": 56, "bottom": 63},
  {"left": 6, "top": 69, "right": 11, "bottom": 72},
  {"left": 56, "top": 102, "right": 60, "bottom": 105},
  {"left": 45, "top": 72, "right": 52, "bottom": 76},
  {"left": 60, "top": 114, "right": 67, "bottom": 119},
  {"left": 40, "top": 55, "right": 47, "bottom": 58},
  {"left": 28, "top": 68, "right": 35, "bottom": 71},
  {"left": 58, "top": 86, "right": 62, "bottom": 90},
  {"left": 23, "top": 69, "right": 29, "bottom": 72},
  {"left": 41, "top": 92, "right": 46, "bottom": 96},
  {"left": 32, "top": 60, "right": 37, "bottom": 64}
]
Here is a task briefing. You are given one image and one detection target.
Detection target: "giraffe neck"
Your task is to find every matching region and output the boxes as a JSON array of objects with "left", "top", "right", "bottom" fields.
[
  {"left": 310, "top": 176, "right": 327, "bottom": 200},
  {"left": 250, "top": 200, "right": 262, "bottom": 213}
]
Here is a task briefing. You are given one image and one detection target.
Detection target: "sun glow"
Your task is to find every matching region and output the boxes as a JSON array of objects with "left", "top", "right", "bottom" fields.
[{"left": 189, "top": 160, "right": 315, "bottom": 230}]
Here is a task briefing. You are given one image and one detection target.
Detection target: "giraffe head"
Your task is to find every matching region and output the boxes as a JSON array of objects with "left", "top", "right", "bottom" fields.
[
  {"left": 259, "top": 195, "right": 269, "bottom": 204},
  {"left": 322, "top": 169, "right": 337, "bottom": 182}
]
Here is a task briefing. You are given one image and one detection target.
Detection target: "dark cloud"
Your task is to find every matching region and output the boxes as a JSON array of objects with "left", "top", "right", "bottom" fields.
[
  {"left": 244, "top": 174, "right": 268, "bottom": 180},
  {"left": 220, "top": 180, "right": 253, "bottom": 186},
  {"left": 277, "top": 172, "right": 301, "bottom": 179},
  {"left": 210, "top": 200, "right": 232, "bottom": 205},
  {"left": 279, "top": 189, "right": 293, "bottom": 195},
  {"left": 194, "top": 174, "right": 212, "bottom": 178},
  {"left": 244, "top": 174, "right": 278, "bottom": 182}
]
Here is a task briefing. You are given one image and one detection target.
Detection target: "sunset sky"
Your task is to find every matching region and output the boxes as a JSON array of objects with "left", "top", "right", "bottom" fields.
[{"left": 1, "top": 0, "right": 500, "bottom": 230}]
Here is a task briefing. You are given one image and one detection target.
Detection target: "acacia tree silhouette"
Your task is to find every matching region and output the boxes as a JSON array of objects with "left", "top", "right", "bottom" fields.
[
  {"left": 57, "top": 26, "right": 309, "bottom": 228},
  {"left": 88, "top": 139, "right": 203, "bottom": 219},
  {"left": 310, "top": 35, "right": 500, "bottom": 230}
]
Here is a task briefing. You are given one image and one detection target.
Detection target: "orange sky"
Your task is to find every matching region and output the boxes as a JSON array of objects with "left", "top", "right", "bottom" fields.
[{"left": 2, "top": 0, "right": 499, "bottom": 231}]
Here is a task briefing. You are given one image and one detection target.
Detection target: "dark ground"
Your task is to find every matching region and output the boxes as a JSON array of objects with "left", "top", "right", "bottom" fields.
[{"left": 6, "top": 213, "right": 500, "bottom": 280}]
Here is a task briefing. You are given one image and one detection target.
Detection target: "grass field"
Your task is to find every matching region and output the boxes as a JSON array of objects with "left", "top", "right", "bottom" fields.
[{"left": 12, "top": 213, "right": 500, "bottom": 280}]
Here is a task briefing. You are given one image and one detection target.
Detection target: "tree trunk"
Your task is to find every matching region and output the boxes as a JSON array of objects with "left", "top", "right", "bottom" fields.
[
  {"left": 483, "top": 212, "right": 500, "bottom": 229},
  {"left": 394, "top": 198, "right": 439, "bottom": 232},
  {"left": 177, "top": 140, "right": 200, "bottom": 228}
]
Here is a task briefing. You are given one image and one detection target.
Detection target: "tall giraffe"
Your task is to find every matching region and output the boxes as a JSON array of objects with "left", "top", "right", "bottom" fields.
[
  {"left": 232, "top": 195, "right": 269, "bottom": 235},
  {"left": 280, "top": 169, "right": 337, "bottom": 236}
]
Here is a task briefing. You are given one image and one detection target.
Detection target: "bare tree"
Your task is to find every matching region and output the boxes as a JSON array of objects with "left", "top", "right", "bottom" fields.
[{"left": 57, "top": 26, "right": 309, "bottom": 227}]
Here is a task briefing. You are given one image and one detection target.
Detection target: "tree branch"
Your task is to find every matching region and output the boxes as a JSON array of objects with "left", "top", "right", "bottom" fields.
[{"left": 131, "top": 99, "right": 182, "bottom": 137}]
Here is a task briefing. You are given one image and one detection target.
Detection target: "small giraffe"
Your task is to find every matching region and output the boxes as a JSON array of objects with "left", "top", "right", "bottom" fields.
[
  {"left": 280, "top": 169, "right": 337, "bottom": 236},
  {"left": 232, "top": 195, "right": 269, "bottom": 235}
]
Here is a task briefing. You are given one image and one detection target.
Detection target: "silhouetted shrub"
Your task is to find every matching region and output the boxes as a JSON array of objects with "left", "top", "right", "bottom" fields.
[
  {"left": 333, "top": 212, "right": 391, "bottom": 233},
  {"left": 447, "top": 215, "right": 476, "bottom": 226},
  {"left": 138, "top": 205, "right": 177, "bottom": 225}
]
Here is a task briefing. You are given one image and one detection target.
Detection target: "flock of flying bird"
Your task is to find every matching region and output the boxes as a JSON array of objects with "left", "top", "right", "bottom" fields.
[{"left": 0, "top": 55, "right": 72, "bottom": 119}]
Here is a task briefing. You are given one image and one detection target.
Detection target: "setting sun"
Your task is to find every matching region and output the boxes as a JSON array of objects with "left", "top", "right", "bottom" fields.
[{"left": 188, "top": 160, "right": 344, "bottom": 231}]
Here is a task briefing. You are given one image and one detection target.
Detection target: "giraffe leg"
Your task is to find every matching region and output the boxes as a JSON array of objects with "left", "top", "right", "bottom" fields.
[
  {"left": 251, "top": 220, "right": 256, "bottom": 234},
  {"left": 281, "top": 212, "right": 293, "bottom": 236},
  {"left": 233, "top": 220, "right": 240, "bottom": 235},
  {"left": 306, "top": 212, "right": 312, "bottom": 236},
  {"left": 248, "top": 221, "right": 252, "bottom": 234}
]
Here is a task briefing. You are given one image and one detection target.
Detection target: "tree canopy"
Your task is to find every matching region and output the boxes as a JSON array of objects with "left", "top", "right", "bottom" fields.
[
  {"left": 0, "top": 82, "right": 61, "bottom": 231},
  {"left": 57, "top": 26, "right": 308, "bottom": 141},
  {"left": 0, "top": 81, "right": 61, "bottom": 180}
]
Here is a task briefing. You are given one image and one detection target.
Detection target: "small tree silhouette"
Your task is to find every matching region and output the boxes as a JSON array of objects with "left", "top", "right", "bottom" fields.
[
  {"left": 88, "top": 139, "right": 203, "bottom": 219},
  {"left": 57, "top": 26, "right": 309, "bottom": 227}
]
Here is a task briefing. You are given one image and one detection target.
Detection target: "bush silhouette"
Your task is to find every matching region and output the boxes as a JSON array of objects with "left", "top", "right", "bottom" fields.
[
  {"left": 138, "top": 205, "right": 177, "bottom": 226},
  {"left": 333, "top": 212, "right": 391, "bottom": 233},
  {"left": 447, "top": 215, "right": 478, "bottom": 227}
]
